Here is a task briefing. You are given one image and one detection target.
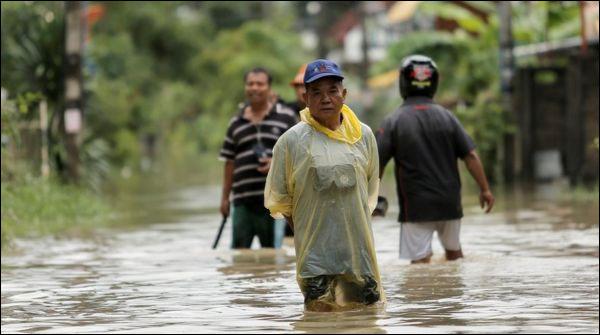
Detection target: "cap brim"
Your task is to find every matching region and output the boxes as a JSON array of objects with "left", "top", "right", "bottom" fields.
[{"left": 304, "top": 73, "right": 344, "bottom": 84}]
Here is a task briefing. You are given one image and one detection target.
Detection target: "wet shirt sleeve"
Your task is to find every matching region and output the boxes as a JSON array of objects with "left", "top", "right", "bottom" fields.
[
  {"left": 264, "top": 134, "right": 293, "bottom": 219},
  {"left": 451, "top": 114, "right": 476, "bottom": 159}
]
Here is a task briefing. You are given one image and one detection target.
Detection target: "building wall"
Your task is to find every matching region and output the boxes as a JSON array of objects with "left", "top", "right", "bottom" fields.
[{"left": 513, "top": 46, "right": 599, "bottom": 184}]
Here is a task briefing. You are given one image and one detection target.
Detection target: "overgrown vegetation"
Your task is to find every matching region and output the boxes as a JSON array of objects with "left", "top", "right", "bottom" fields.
[
  {"left": 371, "top": 1, "right": 583, "bottom": 182},
  {"left": 1, "top": 2, "right": 310, "bottom": 247},
  {"left": 1, "top": 177, "right": 111, "bottom": 248}
]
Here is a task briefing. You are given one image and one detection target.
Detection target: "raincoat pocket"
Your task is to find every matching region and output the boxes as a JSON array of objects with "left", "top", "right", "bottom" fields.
[
  {"left": 312, "top": 166, "right": 334, "bottom": 191},
  {"left": 333, "top": 164, "right": 356, "bottom": 189}
]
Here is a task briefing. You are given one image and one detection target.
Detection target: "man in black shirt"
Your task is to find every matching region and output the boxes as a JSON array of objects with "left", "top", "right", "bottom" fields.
[
  {"left": 220, "top": 67, "right": 297, "bottom": 249},
  {"left": 376, "top": 55, "right": 495, "bottom": 263}
]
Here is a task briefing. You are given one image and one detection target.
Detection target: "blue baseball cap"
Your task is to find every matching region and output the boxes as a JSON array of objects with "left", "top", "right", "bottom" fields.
[{"left": 303, "top": 59, "right": 344, "bottom": 84}]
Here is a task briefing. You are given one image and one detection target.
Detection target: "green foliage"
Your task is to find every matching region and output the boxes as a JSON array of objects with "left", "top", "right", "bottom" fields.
[
  {"left": 2, "top": 1, "right": 583, "bottom": 187},
  {"left": 512, "top": 1, "right": 581, "bottom": 43},
  {"left": 189, "top": 21, "right": 307, "bottom": 152},
  {"left": 1, "top": 2, "right": 82, "bottom": 184},
  {"left": 1, "top": 93, "right": 19, "bottom": 138},
  {"left": 1, "top": 1, "right": 65, "bottom": 105},
  {"left": 562, "top": 183, "right": 600, "bottom": 202},
  {"left": 84, "top": 2, "right": 308, "bottom": 168},
  {"left": 420, "top": 2, "right": 487, "bottom": 34},
  {"left": 2, "top": 1, "right": 309, "bottom": 183},
  {"left": 1, "top": 94, "right": 21, "bottom": 181},
  {"left": 1, "top": 92, "right": 46, "bottom": 181},
  {"left": 201, "top": 2, "right": 296, "bottom": 31},
  {"left": 1, "top": 2, "right": 67, "bottom": 179},
  {"left": 374, "top": 1, "right": 580, "bottom": 181},
  {"left": 1, "top": 95, "right": 111, "bottom": 249}
]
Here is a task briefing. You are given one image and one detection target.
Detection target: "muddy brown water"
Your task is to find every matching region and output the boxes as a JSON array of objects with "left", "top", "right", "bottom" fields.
[{"left": 2, "top": 183, "right": 598, "bottom": 333}]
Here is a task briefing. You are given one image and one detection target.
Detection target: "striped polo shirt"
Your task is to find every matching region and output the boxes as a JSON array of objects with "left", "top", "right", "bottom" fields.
[{"left": 219, "top": 103, "right": 298, "bottom": 207}]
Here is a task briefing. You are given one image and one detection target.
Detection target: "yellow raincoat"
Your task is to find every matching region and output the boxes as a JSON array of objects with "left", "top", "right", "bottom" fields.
[{"left": 265, "top": 104, "right": 384, "bottom": 309}]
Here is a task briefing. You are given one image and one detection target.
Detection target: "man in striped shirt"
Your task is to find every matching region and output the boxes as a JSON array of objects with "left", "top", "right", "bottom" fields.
[{"left": 219, "top": 68, "right": 297, "bottom": 249}]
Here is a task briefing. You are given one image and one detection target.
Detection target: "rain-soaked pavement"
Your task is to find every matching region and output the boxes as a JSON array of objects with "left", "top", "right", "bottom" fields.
[{"left": 1, "top": 181, "right": 598, "bottom": 333}]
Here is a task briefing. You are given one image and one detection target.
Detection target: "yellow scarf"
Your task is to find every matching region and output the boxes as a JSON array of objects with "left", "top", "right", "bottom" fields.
[{"left": 300, "top": 104, "right": 362, "bottom": 144}]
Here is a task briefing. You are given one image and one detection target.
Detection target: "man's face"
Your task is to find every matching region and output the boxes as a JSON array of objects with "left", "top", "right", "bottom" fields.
[
  {"left": 245, "top": 72, "right": 270, "bottom": 105},
  {"left": 303, "top": 77, "right": 346, "bottom": 119}
]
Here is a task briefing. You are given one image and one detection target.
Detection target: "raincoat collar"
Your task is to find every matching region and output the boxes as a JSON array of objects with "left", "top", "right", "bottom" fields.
[{"left": 300, "top": 104, "right": 362, "bottom": 144}]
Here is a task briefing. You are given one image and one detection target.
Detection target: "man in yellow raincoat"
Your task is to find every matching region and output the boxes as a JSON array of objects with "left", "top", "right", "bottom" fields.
[{"left": 264, "top": 59, "right": 384, "bottom": 311}]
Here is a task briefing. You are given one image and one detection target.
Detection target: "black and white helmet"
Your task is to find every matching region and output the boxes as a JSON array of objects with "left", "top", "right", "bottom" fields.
[{"left": 399, "top": 55, "right": 439, "bottom": 99}]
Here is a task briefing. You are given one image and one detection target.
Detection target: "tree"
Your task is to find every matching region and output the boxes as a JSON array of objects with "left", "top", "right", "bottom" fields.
[{"left": 372, "top": 1, "right": 582, "bottom": 181}]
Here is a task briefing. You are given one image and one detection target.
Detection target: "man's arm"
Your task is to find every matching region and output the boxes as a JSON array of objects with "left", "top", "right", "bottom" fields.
[
  {"left": 463, "top": 150, "right": 494, "bottom": 213},
  {"left": 220, "top": 160, "right": 234, "bottom": 217}
]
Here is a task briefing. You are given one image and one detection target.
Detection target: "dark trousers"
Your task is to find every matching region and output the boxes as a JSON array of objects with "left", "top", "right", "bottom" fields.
[{"left": 231, "top": 204, "right": 275, "bottom": 248}]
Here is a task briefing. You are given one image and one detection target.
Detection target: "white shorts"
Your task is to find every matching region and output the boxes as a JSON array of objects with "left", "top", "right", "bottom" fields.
[{"left": 399, "top": 220, "right": 462, "bottom": 260}]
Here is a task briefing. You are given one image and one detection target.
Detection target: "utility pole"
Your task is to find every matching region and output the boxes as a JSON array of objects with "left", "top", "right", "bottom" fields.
[
  {"left": 64, "top": 1, "right": 84, "bottom": 182},
  {"left": 498, "top": 1, "right": 515, "bottom": 183},
  {"left": 40, "top": 100, "right": 50, "bottom": 178}
]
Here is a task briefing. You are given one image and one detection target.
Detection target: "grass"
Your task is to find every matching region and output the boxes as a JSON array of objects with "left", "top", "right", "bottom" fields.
[
  {"left": 0, "top": 149, "right": 223, "bottom": 252},
  {"left": 563, "top": 182, "right": 599, "bottom": 202},
  {"left": 1, "top": 177, "right": 112, "bottom": 251}
]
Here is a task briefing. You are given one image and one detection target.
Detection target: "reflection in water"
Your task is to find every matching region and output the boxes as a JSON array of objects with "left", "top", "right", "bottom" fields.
[
  {"left": 1, "top": 183, "right": 598, "bottom": 333},
  {"left": 395, "top": 263, "right": 466, "bottom": 327},
  {"left": 217, "top": 249, "right": 295, "bottom": 277},
  {"left": 292, "top": 307, "right": 387, "bottom": 334},
  {"left": 218, "top": 249, "right": 296, "bottom": 308}
]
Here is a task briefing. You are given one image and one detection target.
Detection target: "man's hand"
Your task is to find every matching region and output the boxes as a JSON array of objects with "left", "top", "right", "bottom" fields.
[
  {"left": 479, "top": 189, "right": 495, "bottom": 213},
  {"left": 372, "top": 196, "right": 388, "bottom": 217},
  {"left": 463, "top": 151, "right": 494, "bottom": 214},
  {"left": 220, "top": 198, "right": 230, "bottom": 217},
  {"left": 257, "top": 157, "right": 272, "bottom": 174}
]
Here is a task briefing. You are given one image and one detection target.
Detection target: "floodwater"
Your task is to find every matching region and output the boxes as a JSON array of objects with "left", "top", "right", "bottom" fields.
[{"left": 1, "top": 181, "right": 598, "bottom": 333}]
